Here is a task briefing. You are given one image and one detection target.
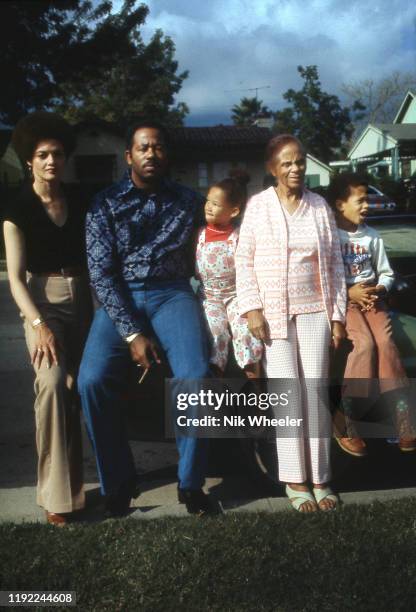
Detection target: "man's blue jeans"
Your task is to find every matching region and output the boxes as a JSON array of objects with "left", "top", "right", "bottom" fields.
[{"left": 78, "top": 279, "right": 210, "bottom": 495}]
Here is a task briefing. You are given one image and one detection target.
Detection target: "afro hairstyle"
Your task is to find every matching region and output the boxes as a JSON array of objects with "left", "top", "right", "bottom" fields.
[{"left": 12, "top": 111, "right": 76, "bottom": 163}]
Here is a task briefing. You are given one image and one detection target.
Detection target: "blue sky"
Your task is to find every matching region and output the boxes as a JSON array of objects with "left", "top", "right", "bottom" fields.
[{"left": 119, "top": 0, "right": 416, "bottom": 126}]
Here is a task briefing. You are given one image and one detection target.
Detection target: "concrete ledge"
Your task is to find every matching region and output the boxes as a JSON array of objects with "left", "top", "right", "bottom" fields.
[{"left": 1, "top": 481, "right": 416, "bottom": 524}]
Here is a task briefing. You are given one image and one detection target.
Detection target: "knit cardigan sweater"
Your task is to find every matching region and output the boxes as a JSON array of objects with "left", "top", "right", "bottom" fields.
[{"left": 235, "top": 187, "right": 346, "bottom": 339}]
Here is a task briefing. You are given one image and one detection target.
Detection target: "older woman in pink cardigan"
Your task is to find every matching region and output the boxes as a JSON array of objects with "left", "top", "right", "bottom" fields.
[{"left": 235, "top": 135, "right": 346, "bottom": 512}]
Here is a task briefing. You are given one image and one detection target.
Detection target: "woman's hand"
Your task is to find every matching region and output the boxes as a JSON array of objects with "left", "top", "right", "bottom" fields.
[
  {"left": 331, "top": 321, "right": 346, "bottom": 350},
  {"left": 247, "top": 309, "right": 269, "bottom": 341},
  {"left": 32, "top": 323, "right": 60, "bottom": 369}
]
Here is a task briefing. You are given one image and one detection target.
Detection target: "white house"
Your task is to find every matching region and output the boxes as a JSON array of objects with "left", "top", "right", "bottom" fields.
[
  {"left": 304, "top": 153, "right": 331, "bottom": 188},
  {"left": 345, "top": 90, "right": 416, "bottom": 180},
  {"left": 394, "top": 90, "right": 416, "bottom": 124}
]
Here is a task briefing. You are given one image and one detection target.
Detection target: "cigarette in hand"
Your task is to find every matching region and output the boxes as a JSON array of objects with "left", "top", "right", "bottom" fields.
[{"left": 138, "top": 367, "right": 150, "bottom": 384}]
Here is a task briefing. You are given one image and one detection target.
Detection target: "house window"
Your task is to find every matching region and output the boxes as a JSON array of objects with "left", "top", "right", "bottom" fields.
[
  {"left": 213, "top": 162, "right": 229, "bottom": 182},
  {"left": 75, "top": 155, "right": 116, "bottom": 184},
  {"left": 198, "top": 163, "right": 208, "bottom": 187}
]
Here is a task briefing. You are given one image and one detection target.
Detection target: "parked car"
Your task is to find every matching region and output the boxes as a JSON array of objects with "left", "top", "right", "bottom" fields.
[{"left": 367, "top": 185, "right": 396, "bottom": 212}]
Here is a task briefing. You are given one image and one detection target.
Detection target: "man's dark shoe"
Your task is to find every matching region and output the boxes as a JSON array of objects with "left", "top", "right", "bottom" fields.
[
  {"left": 105, "top": 477, "right": 140, "bottom": 518},
  {"left": 177, "top": 487, "right": 217, "bottom": 516}
]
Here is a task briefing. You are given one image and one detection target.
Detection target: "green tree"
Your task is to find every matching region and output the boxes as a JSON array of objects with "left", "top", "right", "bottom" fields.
[
  {"left": 274, "top": 66, "right": 360, "bottom": 162},
  {"left": 231, "top": 97, "right": 272, "bottom": 126},
  {"left": 0, "top": 0, "right": 188, "bottom": 126}
]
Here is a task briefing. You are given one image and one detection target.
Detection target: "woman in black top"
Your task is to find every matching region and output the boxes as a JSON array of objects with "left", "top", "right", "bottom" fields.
[{"left": 3, "top": 112, "right": 91, "bottom": 526}]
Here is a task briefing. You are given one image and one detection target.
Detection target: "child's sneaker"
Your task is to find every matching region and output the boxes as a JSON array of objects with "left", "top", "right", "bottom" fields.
[
  {"left": 395, "top": 402, "right": 416, "bottom": 452},
  {"left": 336, "top": 436, "right": 367, "bottom": 457},
  {"left": 395, "top": 398, "right": 416, "bottom": 451},
  {"left": 398, "top": 437, "right": 416, "bottom": 452},
  {"left": 333, "top": 409, "right": 367, "bottom": 457}
]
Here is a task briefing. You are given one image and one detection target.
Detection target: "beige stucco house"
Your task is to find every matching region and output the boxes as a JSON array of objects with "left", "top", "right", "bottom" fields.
[
  {"left": 1, "top": 120, "right": 332, "bottom": 193},
  {"left": 63, "top": 122, "right": 331, "bottom": 194}
]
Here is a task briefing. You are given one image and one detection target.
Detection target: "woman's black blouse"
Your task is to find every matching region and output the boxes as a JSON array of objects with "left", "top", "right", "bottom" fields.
[{"left": 4, "top": 182, "right": 87, "bottom": 273}]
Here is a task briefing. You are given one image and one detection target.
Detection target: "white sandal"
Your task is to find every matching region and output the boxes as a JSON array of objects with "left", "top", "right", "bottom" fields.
[
  {"left": 285, "top": 485, "right": 318, "bottom": 512},
  {"left": 312, "top": 486, "right": 338, "bottom": 511}
]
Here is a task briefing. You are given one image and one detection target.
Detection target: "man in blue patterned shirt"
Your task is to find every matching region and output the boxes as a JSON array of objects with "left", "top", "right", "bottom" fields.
[{"left": 78, "top": 119, "right": 212, "bottom": 516}]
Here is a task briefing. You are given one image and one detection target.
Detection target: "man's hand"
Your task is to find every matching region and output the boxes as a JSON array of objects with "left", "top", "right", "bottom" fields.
[
  {"left": 129, "top": 334, "right": 161, "bottom": 369},
  {"left": 331, "top": 321, "right": 346, "bottom": 350},
  {"left": 247, "top": 309, "right": 269, "bottom": 341},
  {"left": 348, "top": 283, "right": 378, "bottom": 311}
]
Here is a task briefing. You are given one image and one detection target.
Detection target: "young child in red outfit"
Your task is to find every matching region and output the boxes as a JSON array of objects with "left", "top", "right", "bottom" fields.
[
  {"left": 328, "top": 173, "right": 415, "bottom": 456},
  {"left": 195, "top": 172, "right": 263, "bottom": 378}
]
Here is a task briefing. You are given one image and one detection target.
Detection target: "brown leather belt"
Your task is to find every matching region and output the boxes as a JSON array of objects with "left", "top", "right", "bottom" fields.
[{"left": 32, "top": 267, "right": 84, "bottom": 278}]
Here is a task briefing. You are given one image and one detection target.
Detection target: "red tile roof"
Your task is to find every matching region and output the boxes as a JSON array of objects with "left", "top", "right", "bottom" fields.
[{"left": 73, "top": 121, "right": 272, "bottom": 152}]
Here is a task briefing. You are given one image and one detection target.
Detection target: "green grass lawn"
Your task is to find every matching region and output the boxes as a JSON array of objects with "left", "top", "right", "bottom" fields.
[{"left": 2, "top": 499, "right": 416, "bottom": 611}]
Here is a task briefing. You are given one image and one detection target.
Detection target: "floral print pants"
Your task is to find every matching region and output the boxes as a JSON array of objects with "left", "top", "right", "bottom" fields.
[{"left": 196, "top": 228, "right": 263, "bottom": 371}]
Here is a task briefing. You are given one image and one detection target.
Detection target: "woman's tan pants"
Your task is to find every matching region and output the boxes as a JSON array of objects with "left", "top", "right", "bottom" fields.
[{"left": 24, "top": 274, "right": 91, "bottom": 513}]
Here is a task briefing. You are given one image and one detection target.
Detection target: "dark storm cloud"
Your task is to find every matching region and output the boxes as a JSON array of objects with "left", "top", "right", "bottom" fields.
[{"left": 138, "top": 0, "right": 416, "bottom": 125}]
